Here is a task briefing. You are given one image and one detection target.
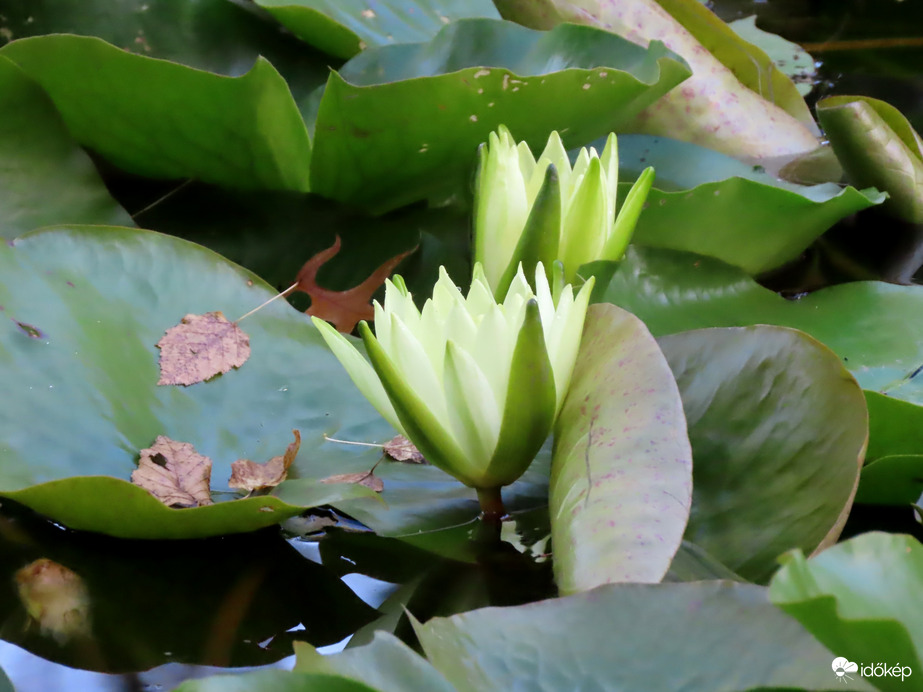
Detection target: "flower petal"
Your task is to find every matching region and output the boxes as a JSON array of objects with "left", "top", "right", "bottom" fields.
[
  {"left": 312, "top": 317, "right": 404, "bottom": 434},
  {"left": 443, "top": 340, "right": 502, "bottom": 467},
  {"left": 360, "top": 322, "right": 477, "bottom": 486},
  {"left": 561, "top": 156, "right": 608, "bottom": 282},
  {"left": 604, "top": 166, "right": 655, "bottom": 261}
]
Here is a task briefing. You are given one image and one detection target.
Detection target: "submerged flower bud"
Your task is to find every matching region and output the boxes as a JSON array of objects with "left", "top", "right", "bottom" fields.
[
  {"left": 474, "top": 126, "right": 654, "bottom": 296},
  {"left": 313, "top": 263, "right": 593, "bottom": 494}
]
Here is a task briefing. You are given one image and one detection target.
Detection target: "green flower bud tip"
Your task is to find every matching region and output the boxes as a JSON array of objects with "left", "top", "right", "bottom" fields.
[
  {"left": 474, "top": 125, "right": 655, "bottom": 288},
  {"left": 311, "top": 263, "right": 594, "bottom": 494}
]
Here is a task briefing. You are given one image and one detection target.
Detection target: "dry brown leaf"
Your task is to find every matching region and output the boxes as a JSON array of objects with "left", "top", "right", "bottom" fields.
[
  {"left": 229, "top": 430, "right": 301, "bottom": 492},
  {"left": 296, "top": 235, "right": 416, "bottom": 333},
  {"left": 383, "top": 434, "right": 426, "bottom": 464},
  {"left": 156, "top": 311, "right": 250, "bottom": 386},
  {"left": 319, "top": 470, "right": 384, "bottom": 493},
  {"left": 15, "top": 558, "right": 91, "bottom": 643},
  {"left": 132, "top": 435, "right": 213, "bottom": 507}
]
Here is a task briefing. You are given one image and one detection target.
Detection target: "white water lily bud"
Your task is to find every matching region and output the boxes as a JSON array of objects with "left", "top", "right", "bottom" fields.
[
  {"left": 313, "top": 263, "right": 593, "bottom": 495},
  {"left": 474, "top": 126, "right": 655, "bottom": 296}
]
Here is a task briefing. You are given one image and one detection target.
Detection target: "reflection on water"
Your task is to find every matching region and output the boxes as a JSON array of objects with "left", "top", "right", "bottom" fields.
[{"left": 0, "top": 499, "right": 553, "bottom": 690}]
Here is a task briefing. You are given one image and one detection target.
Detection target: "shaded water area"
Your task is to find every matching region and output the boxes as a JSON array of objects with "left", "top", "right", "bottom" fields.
[{"left": 1, "top": 0, "right": 923, "bottom": 689}]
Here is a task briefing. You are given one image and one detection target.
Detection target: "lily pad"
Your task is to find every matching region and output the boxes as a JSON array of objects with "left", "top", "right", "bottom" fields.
[
  {"left": 658, "top": 326, "right": 867, "bottom": 582},
  {"left": 0, "top": 225, "right": 547, "bottom": 538},
  {"left": 818, "top": 95, "right": 923, "bottom": 222},
  {"left": 770, "top": 532, "right": 923, "bottom": 692},
  {"left": 603, "top": 246, "right": 923, "bottom": 409},
  {"left": 0, "top": 225, "right": 391, "bottom": 538},
  {"left": 175, "top": 671, "right": 378, "bottom": 692},
  {"left": 309, "top": 19, "right": 690, "bottom": 210},
  {"left": 254, "top": 0, "right": 500, "bottom": 59},
  {"left": 727, "top": 15, "right": 816, "bottom": 97},
  {"left": 0, "top": 0, "right": 332, "bottom": 108},
  {"left": 614, "top": 134, "right": 885, "bottom": 274},
  {"left": 856, "top": 455, "right": 923, "bottom": 506},
  {"left": 411, "top": 581, "right": 852, "bottom": 691},
  {"left": 0, "top": 56, "right": 130, "bottom": 238},
  {"left": 0, "top": 35, "right": 312, "bottom": 192},
  {"left": 550, "top": 303, "right": 691, "bottom": 594}
]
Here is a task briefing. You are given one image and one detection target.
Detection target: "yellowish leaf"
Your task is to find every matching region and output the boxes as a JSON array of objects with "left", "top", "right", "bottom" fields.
[
  {"left": 15, "top": 558, "right": 91, "bottom": 643},
  {"left": 383, "top": 434, "right": 426, "bottom": 464}
]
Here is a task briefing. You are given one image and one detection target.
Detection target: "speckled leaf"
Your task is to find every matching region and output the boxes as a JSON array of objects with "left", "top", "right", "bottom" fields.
[
  {"left": 770, "top": 532, "right": 923, "bottom": 692},
  {"left": 1, "top": 35, "right": 311, "bottom": 191},
  {"left": 613, "top": 134, "right": 884, "bottom": 274},
  {"left": 0, "top": 56, "right": 130, "bottom": 238},
  {"left": 413, "top": 582, "right": 853, "bottom": 692},
  {"left": 309, "top": 19, "right": 689, "bottom": 210},
  {"left": 818, "top": 95, "right": 923, "bottom": 222},
  {"left": 496, "top": 0, "right": 820, "bottom": 166},
  {"left": 550, "top": 303, "right": 692, "bottom": 594},
  {"left": 659, "top": 326, "right": 868, "bottom": 583},
  {"left": 254, "top": 0, "right": 500, "bottom": 59}
]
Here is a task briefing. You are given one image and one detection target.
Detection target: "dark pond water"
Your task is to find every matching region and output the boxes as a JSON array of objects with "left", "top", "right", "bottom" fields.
[{"left": 2, "top": 1, "right": 923, "bottom": 690}]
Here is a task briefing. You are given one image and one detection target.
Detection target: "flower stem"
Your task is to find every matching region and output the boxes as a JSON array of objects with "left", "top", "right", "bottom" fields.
[{"left": 476, "top": 486, "right": 507, "bottom": 525}]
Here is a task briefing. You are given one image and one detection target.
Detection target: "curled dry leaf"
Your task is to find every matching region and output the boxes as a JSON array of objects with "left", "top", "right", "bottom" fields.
[
  {"left": 156, "top": 311, "right": 250, "bottom": 386},
  {"left": 132, "top": 435, "right": 213, "bottom": 508},
  {"left": 296, "top": 235, "right": 416, "bottom": 333},
  {"left": 319, "top": 470, "right": 385, "bottom": 493},
  {"left": 229, "top": 429, "right": 301, "bottom": 492},
  {"left": 383, "top": 434, "right": 426, "bottom": 464},
  {"left": 15, "top": 558, "right": 91, "bottom": 643}
]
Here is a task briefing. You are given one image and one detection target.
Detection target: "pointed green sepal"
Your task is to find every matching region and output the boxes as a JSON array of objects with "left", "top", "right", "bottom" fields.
[
  {"left": 494, "top": 163, "right": 562, "bottom": 301},
  {"left": 359, "top": 322, "right": 481, "bottom": 486},
  {"left": 482, "top": 299, "right": 556, "bottom": 488},
  {"left": 605, "top": 166, "right": 654, "bottom": 261}
]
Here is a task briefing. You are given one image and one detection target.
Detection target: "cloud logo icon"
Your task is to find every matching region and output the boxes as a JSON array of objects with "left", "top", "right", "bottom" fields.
[{"left": 832, "top": 657, "right": 858, "bottom": 682}]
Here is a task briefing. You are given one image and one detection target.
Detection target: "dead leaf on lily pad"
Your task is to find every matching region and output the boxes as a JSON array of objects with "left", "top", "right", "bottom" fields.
[
  {"left": 156, "top": 311, "right": 250, "bottom": 386},
  {"left": 383, "top": 435, "right": 426, "bottom": 464},
  {"left": 229, "top": 430, "right": 301, "bottom": 492},
  {"left": 15, "top": 558, "right": 91, "bottom": 643},
  {"left": 296, "top": 235, "right": 416, "bottom": 333},
  {"left": 319, "top": 471, "right": 384, "bottom": 493},
  {"left": 132, "top": 436, "right": 213, "bottom": 508}
]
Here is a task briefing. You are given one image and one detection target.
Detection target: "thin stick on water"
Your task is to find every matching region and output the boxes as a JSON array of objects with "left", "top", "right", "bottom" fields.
[
  {"left": 323, "top": 434, "right": 385, "bottom": 449},
  {"left": 234, "top": 283, "right": 298, "bottom": 323}
]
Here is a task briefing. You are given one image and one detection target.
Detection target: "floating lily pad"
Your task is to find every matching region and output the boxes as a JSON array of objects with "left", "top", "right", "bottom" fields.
[
  {"left": 254, "top": 0, "right": 500, "bottom": 59},
  {"left": 550, "top": 303, "right": 691, "bottom": 593},
  {"left": 856, "top": 455, "right": 923, "bottom": 506},
  {"left": 1, "top": 35, "right": 312, "bottom": 192},
  {"left": 727, "top": 15, "right": 816, "bottom": 97},
  {"left": 770, "top": 532, "right": 923, "bottom": 692},
  {"left": 0, "top": 57, "right": 130, "bottom": 238},
  {"left": 659, "top": 326, "right": 867, "bottom": 582},
  {"left": 614, "top": 134, "right": 884, "bottom": 274},
  {"left": 309, "top": 19, "right": 690, "bottom": 210}
]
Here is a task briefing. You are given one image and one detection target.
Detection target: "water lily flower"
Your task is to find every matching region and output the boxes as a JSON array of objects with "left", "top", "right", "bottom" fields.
[
  {"left": 312, "top": 263, "right": 593, "bottom": 514},
  {"left": 474, "top": 125, "right": 655, "bottom": 297}
]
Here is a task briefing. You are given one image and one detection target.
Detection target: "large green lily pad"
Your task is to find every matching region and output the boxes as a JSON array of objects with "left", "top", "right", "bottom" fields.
[
  {"left": 254, "top": 0, "right": 500, "bottom": 59},
  {"left": 0, "top": 225, "right": 545, "bottom": 538},
  {"left": 411, "top": 582, "right": 852, "bottom": 691},
  {"left": 659, "top": 326, "right": 867, "bottom": 582},
  {"left": 0, "top": 57, "right": 130, "bottom": 238},
  {"left": 550, "top": 303, "right": 691, "bottom": 593},
  {"left": 309, "top": 19, "right": 690, "bottom": 210},
  {"left": 614, "top": 135, "right": 884, "bottom": 274},
  {"left": 770, "top": 532, "right": 923, "bottom": 692},
  {"left": 1, "top": 35, "right": 312, "bottom": 192}
]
